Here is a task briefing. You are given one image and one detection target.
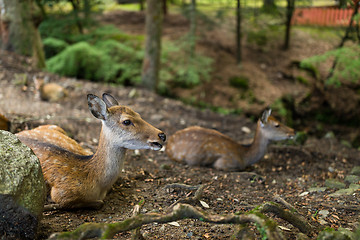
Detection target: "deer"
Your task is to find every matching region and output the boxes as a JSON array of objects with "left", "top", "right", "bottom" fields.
[
  {"left": 33, "top": 76, "right": 68, "bottom": 102},
  {"left": 16, "top": 93, "right": 166, "bottom": 210},
  {"left": 165, "top": 109, "right": 295, "bottom": 171}
]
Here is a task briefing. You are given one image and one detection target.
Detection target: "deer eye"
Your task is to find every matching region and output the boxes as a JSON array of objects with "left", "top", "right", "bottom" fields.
[
  {"left": 122, "top": 120, "right": 132, "bottom": 126},
  {"left": 274, "top": 124, "right": 280, "bottom": 128}
]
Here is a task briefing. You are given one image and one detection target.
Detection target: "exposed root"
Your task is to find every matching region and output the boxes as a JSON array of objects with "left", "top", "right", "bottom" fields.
[{"left": 48, "top": 203, "right": 285, "bottom": 240}]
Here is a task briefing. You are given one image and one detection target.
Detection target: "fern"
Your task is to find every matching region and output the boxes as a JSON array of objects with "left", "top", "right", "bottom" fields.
[
  {"left": 46, "top": 42, "right": 120, "bottom": 82},
  {"left": 300, "top": 45, "right": 360, "bottom": 86}
]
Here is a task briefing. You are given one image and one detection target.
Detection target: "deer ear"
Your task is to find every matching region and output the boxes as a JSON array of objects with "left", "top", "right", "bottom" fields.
[
  {"left": 88, "top": 94, "right": 109, "bottom": 120},
  {"left": 102, "top": 93, "right": 119, "bottom": 108},
  {"left": 260, "top": 108, "right": 272, "bottom": 125}
]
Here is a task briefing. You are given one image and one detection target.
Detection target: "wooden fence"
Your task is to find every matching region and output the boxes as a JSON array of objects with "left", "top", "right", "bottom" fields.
[{"left": 292, "top": 7, "right": 358, "bottom": 26}]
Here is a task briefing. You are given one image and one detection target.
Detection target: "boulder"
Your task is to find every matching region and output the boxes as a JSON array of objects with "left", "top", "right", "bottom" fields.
[{"left": 0, "top": 130, "right": 46, "bottom": 239}]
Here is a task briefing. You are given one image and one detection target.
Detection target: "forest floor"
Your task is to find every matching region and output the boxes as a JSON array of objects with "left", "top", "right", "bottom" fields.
[{"left": 0, "top": 9, "right": 360, "bottom": 240}]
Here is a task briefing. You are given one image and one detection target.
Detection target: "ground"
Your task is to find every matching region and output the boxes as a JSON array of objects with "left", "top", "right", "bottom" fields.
[{"left": 0, "top": 9, "right": 360, "bottom": 240}]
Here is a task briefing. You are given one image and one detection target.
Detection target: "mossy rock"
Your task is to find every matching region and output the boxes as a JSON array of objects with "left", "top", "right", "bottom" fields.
[{"left": 0, "top": 130, "right": 45, "bottom": 217}]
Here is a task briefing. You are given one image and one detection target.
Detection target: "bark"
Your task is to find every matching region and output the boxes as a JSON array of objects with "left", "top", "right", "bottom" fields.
[
  {"left": 141, "top": 0, "right": 163, "bottom": 91},
  {"left": 69, "top": 0, "right": 83, "bottom": 34},
  {"left": 283, "top": 0, "right": 295, "bottom": 50},
  {"left": 0, "top": 0, "right": 45, "bottom": 68},
  {"left": 189, "top": 0, "right": 196, "bottom": 60}
]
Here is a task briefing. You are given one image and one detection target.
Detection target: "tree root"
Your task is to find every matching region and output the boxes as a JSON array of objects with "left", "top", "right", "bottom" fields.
[
  {"left": 48, "top": 203, "right": 285, "bottom": 240},
  {"left": 48, "top": 189, "right": 312, "bottom": 240}
]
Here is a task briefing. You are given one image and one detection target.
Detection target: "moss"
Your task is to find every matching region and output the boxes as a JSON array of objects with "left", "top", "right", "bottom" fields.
[
  {"left": 229, "top": 76, "right": 249, "bottom": 89},
  {"left": 296, "top": 76, "right": 309, "bottom": 85},
  {"left": 43, "top": 37, "right": 69, "bottom": 59},
  {"left": 46, "top": 42, "right": 120, "bottom": 82}
]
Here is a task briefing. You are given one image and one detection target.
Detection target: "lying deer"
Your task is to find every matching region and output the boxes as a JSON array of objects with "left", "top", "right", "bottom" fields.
[
  {"left": 166, "top": 109, "right": 294, "bottom": 171},
  {"left": 16, "top": 93, "right": 166, "bottom": 210}
]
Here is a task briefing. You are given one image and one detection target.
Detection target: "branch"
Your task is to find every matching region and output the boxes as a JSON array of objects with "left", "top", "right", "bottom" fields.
[{"left": 48, "top": 203, "right": 284, "bottom": 240}]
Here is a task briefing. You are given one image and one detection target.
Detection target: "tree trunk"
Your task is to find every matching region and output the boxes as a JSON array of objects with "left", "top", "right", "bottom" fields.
[
  {"left": 283, "top": 0, "right": 295, "bottom": 50},
  {"left": 0, "top": 0, "right": 45, "bottom": 68},
  {"left": 69, "top": 0, "right": 83, "bottom": 34},
  {"left": 236, "top": 0, "right": 242, "bottom": 64},
  {"left": 189, "top": 0, "right": 196, "bottom": 60},
  {"left": 141, "top": 0, "right": 163, "bottom": 91}
]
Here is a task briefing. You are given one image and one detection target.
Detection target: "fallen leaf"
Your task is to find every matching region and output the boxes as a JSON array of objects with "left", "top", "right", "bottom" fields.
[{"left": 200, "top": 200, "right": 210, "bottom": 208}]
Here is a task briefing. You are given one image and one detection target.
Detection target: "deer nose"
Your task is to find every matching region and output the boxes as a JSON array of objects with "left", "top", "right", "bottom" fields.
[{"left": 158, "top": 132, "right": 166, "bottom": 142}]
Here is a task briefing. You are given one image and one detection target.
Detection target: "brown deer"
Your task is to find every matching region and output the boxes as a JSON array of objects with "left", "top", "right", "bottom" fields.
[
  {"left": 166, "top": 109, "right": 294, "bottom": 171},
  {"left": 16, "top": 93, "right": 166, "bottom": 210}
]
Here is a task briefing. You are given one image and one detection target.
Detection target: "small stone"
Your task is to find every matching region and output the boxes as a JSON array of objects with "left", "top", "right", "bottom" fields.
[
  {"left": 318, "top": 210, "right": 329, "bottom": 218},
  {"left": 319, "top": 219, "right": 328, "bottom": 225},
  {"left": 159, "top": 225, "right": 166, "bottom": 232},
  {"left": 324, "top": 179, "right": 346, "bottom": 189},
  {"left": 160, "top": 164, "right": 171, "bottom": 170}
]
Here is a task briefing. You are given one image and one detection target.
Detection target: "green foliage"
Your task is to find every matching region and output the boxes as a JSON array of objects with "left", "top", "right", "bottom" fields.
[
  {"left": 299, "top": 60, "right": 319, "bottom": 79},
  {"left": 246, "top": 14, "right": 283, "bottom": 49},
  {"left": 294, "top": 131, "right": 308, "bottom": 145},
  {"left": 159, "top": 39, "right": 213, "bottom": 90},
  {"left": 301, "top": 45, "right": 360, "bottom": 86},
  {"left": 43, "top": 37, "right": 69, "bottom": 59},
  {"left": 46, "top": 42, "right": 120, "bottom": 82},
  {"left": 39, "top": 15, "right": 82, "bottom": 42},
  {"left": 95, "top": 39, "right": 144, "bottom": 85},
  {"left": 229, "top": 76, "right": 249, "bottom": 89}
]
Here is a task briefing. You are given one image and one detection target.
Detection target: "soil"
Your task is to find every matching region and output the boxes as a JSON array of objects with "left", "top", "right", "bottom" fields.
[{"left": 0, "top": 9, "right": 360, "bottom": 240}]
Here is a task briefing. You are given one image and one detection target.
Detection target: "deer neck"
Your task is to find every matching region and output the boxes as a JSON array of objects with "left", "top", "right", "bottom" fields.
[
  {"left": 242, "top": 121, "right": 269, "bottom": 166},
  {"left": 90, "top": 124, "right": 127, "bottom": 187}
]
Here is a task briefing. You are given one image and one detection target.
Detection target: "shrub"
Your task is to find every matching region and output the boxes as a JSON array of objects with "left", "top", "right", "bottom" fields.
[
  {"left": 43, "top": 38, "right": 69, "bottom": 59},
  {"left": 95, "top": 39, "right": 144, "bottom": 85},
  {"left": 300, "top": 45, "right": 360, "bottom": 86},
  {"left": 46, "top": 42, "right": 120, "bottom": 82}
]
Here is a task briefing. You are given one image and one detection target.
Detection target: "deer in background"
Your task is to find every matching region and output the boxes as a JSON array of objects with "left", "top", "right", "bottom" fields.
[
  {"left": 166, "top": 109, "right": 295, "bottom": 171},
  {"left": 16, "top": 93, "right": 166, "bottom": 210}
]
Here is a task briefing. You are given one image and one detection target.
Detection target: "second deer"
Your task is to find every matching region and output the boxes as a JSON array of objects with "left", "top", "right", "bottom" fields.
[
  {"left": 166, "top": 109, "right": 294, "bottom": 171},
  {"left": 16, "top": 93, "right": 166, "bottom": 210}
]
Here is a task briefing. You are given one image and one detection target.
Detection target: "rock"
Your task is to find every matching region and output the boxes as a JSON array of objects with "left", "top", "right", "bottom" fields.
[
  {"left": 350, "top": 166, "right": 360, "bottom": 176},
  {"left": 0, "top": 194, "right": 38, "bottom": 240},
  {"left": 0, "top": 130, "right": 46, "bottom": 239},
  {"left": 348, "top": 183, "right": 360, "bottom": 190},
  {"left": 308, "top": 187, "right": 327, "bottom": 193},
  {"left": 324, "top": 179, "right": 346, "bottom": 189},
  {"left": 344, "top": 175, "right": 360, "bottom": 184},
  {"left": 329, "top": 188, "right": 355, "bottom": 197}
]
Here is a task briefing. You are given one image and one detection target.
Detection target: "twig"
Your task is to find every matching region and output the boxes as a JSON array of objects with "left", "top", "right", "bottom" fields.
[
  {"left": 164, "top": 183, "right": 205, "bottom": 210},
  {"left": 131, "top": 198, "right": 145, "bottom": 240},
  {"left": 48, "top": 203, "right": 285, "bottom": 240},
  {"left": 274, "top": 194, "right": 297, "bottom": 212}
]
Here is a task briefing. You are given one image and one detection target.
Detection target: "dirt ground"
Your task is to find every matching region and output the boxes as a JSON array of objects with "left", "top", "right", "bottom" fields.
[{"left": 1, "top": 9, "right": 360, "bottom": 240}]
